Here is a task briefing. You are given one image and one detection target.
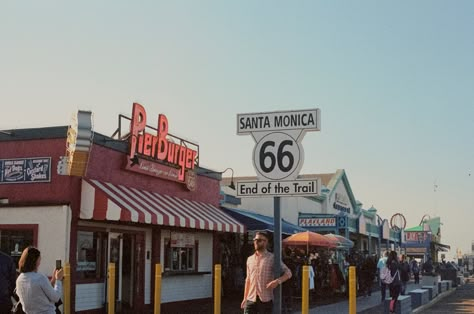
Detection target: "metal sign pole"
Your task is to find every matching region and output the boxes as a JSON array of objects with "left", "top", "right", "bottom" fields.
[{"left": 273, "top": 196, "right": 282, "bottom": 314}]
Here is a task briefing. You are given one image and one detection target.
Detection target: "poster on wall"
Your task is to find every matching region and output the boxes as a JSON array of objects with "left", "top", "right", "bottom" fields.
[
  {"left": 0, "top": 157, "right": 51, "bottom": 184},
  {"left": 171, "top": 232, "right": 195, "bottom": 248}
]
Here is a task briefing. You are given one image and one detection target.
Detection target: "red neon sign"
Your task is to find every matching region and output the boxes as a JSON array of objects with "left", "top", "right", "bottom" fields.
[{"left": 129, "top": 103, "right": 198, "bottom": 182}]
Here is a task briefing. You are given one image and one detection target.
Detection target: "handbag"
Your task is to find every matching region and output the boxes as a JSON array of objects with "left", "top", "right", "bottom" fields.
[{"left": 55, "top": 298, "right": 63, "bottom": 314}]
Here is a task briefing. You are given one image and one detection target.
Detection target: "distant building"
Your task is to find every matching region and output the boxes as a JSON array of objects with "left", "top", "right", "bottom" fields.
[{"left": 404, "top": 217, "right": 450, "bottom": 263}]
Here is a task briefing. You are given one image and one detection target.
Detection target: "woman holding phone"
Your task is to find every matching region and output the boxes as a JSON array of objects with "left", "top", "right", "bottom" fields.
[{"left": 15, "top": 247, "right": 63, "bottom": 314}]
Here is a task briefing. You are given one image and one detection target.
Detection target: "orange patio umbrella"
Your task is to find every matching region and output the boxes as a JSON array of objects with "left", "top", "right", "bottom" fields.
[{"left": 283, "top": 231, "right": 336, "bottom": 256}]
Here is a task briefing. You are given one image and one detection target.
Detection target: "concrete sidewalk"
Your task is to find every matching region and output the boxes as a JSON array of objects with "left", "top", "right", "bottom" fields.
[{"left": 294, "top": 282, "right": 421, "bottom": 314}]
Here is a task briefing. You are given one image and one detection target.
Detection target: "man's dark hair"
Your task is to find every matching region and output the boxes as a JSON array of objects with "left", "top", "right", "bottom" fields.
[
  {"left": 254, "top": 231, "right": 269, "bottom": 239},
  {"left": 19, "top": 247, "right": 41, "bottom": 273}
]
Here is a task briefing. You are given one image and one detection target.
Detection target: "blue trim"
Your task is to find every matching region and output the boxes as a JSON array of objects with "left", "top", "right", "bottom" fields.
[
  {"left": 219, "top": 192, "right": 241, "bottom": 206},
  {"left": 221, "top": 207, "right": 306, "bottom": 235}
]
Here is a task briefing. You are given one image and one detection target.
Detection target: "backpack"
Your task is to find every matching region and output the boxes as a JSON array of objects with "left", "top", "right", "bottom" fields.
[
  {"left": 380, "top": 266, "right": 399, "bottom": 284},
  {"left": 412, "top": 263, "right": 419, "bottom": 274}
]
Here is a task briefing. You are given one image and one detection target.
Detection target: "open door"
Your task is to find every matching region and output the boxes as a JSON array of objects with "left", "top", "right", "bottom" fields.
[
  {"left": 108, "top": 233, "right": 123, "bottom": 310},
  {"left": 133, "top": 233, "right": 145, "bottom": 310},
  {"left": 107, "top": 232, "right": 144, "bottom": 312}
]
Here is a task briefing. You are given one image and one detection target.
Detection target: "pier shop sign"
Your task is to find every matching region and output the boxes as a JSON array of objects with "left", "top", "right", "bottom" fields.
[
  {"left": 236, "top": 109, "right": 321, "bottom": 197},
  {"left": 126, "top": 103, "right": 199, "bottom": 190}
]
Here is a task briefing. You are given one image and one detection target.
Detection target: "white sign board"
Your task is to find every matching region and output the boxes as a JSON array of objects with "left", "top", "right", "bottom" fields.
[
  {"left": 298, "top": 217, "right": 336, "bottom": 227},
  {"left": 237, "top": 109, "right": 321, "bottom": 187},
  {"left": 236, "top": 178, "right": 321, "bottom": 197},
  {"left": 237, "top": 109, "right": 320, "bottom": 134}
]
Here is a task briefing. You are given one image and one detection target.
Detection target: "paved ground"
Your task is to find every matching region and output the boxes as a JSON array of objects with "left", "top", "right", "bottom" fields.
[
  {"left": 418, "top": 280, "right": 474, "bottom": 313},
  {"left": 182, "top": 281, "right": 424, "bottom": 313},
  {"left": 299, "top": 282, "right": 421, "bottom": 314}
]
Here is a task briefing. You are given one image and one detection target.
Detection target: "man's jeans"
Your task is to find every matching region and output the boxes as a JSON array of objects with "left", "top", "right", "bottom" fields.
[
  {"left": 380, "top": 281, "right": 387, "bottom": 301},
  {"left": 244, "top": 297, "right": 273, "bottom": 314},
  {"left": 401, "top": 281, "right": 408, "bottom": 295}
]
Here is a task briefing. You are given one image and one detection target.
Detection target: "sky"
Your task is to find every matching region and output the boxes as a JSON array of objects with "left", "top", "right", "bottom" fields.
[{"left": 1, "top": 1, "right": 473, "bottom": 257}]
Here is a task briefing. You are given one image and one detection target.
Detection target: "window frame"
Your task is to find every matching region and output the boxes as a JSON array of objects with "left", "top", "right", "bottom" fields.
[
  {"left": 75, "top": 227, "right": 108, "bottom": 283},
  {"left": 163, "top": 231, "right": 199, "bottom": 273},
  {"left": 0, "top": 224, "right": 38, "bottom": 270}
]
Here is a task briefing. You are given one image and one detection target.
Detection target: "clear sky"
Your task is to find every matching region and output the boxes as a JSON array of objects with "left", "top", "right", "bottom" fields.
[{"left": 1, "top": 1, "right": 473, "bottom": 257}]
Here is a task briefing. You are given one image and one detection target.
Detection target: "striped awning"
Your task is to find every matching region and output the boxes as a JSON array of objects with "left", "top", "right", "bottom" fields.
[{"left": 80, "top": 178, "right": 245, "bottom": 233}]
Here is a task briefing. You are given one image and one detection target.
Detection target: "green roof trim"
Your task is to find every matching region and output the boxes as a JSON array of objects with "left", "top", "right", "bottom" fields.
[
  {"left": 427, "top": 217, "right": 441, "bottom": 236},
  {"left": 405, "top": 225, "right": 424, "bottom": 232}
]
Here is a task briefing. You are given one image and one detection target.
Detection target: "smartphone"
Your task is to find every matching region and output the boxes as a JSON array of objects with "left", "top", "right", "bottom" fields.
[{"left": 56, "top": 259, "right": 62, "bottom": 270}]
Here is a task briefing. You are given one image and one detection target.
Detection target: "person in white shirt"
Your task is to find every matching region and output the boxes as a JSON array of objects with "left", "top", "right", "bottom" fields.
[
  {"left": 377, "top": 251, "right": 388, "bottom": 302},
  {"left": 15, "top": 247, "right": 63, "bottom": 314}
]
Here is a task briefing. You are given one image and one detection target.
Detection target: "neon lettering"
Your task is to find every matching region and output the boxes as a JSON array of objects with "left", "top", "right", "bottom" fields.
[{"left": 129, "top": 104, "right": 198, "bottom": 182}]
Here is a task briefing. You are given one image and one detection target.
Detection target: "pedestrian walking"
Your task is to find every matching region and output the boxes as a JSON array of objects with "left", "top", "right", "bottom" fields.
[
  {"left": 0, "top": 250, "right": 16, "bottom": 314},
  {"left": 377, "top": 251, "right": 388, "bottom": 302},
  {"left": 15, "top": 247, "right": 63, "bottom": 314},
  {"left": 387, "top": 251, "right": 401, "bottom": 314},
  {"left": 400, "top": 254, "right": 410, "bottom": 295},
  {"left": 241, "top": 232, "right": 292, "bottom": 314},
  {"left": 411, "top": 258, "right": 420, "bottom": 284}
]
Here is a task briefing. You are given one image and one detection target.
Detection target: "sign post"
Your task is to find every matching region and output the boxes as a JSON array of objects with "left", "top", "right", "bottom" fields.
[
  {"left": 237, "top": 109, "right": 321, "bottom": 313},
  {"left": 274, "top": 196, "right": 282, "bottom": 311}
]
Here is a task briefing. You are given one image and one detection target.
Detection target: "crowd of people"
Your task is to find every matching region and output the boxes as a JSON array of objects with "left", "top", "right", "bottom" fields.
[
  {"left": 282, "top": 248, "right": 345, "bottom": 300},
  {"left": 377, "top": 251, "right": 424, "bottom": 313}
]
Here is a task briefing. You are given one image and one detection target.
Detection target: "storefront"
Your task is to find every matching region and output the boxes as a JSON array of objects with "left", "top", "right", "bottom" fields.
[
  {"left": 404, "top": 217, "right": 450, "bottom": 263},
  {"left": 357, "top": 208, "right": 380, "bottom": 256},
  {"left": 0, "top": 104, "right": 244, "bottom": 313},
  {"left": 226, "top": 170, "right": 360, "bottom": 232},
  {"left": 297, "top": 213, "right": 356, "bottom": 237},
  {"left": 404, "top": 226, "right": 431, "bottom": 261}
]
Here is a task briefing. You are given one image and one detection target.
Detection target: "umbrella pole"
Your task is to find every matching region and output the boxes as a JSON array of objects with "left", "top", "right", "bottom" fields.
[{"left": 306, "top": 231, "right": 309, "bottom": 263}]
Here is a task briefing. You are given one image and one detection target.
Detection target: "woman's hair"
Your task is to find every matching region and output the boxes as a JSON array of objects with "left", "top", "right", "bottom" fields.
[
  {"left": 387, "top": 250, "right": 398, "bottom": 265},
  {"left": 18, "top": 246, "right": 41, "bottom": 273}
]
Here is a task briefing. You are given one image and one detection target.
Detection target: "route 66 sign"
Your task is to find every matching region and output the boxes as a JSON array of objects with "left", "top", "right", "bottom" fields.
[
  {"left": 236, "top": 109, "right": 321, "bottom": 197},
  {"left": 252, "top": 131, "right": 303, "bottom": 180}
]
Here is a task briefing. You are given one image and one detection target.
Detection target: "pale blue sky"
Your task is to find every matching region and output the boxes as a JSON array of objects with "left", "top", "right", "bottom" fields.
[{"left": 1, "top": 1, "right": 473, "bottom": 256}]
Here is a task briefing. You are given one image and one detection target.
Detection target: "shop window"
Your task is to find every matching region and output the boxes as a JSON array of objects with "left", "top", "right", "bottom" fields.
[
  {"left": 163, "top": 231, "right": 197, "bottom": 272},
  {"left": 0, "top": 225, "right": 37, "bottom": 270},
  {"left": 76, "top": 230, "right": 107, "bottom": 281}
]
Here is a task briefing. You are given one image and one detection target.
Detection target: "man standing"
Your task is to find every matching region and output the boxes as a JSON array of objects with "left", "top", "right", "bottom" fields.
[
  {"left": 0, "top": 250, "right": 16, "bottom": 314},
  {"left": 400, "top": 255, "right": 410, "bottom": 295},
  {"left": 411, "top": 258, "right": 420, "bottom": 284},
  {"left": 377, "top": 251, "right": 388, "bottom": 302},
  {"left": 241, "top": 232, "right": 292, "bottom": 314}
]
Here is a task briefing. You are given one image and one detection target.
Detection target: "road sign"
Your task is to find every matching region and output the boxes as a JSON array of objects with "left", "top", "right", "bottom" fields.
[
  {"left": 237, "top": 109, "right": 320, "bottom": 134},
  {"left": 236, "top": 108, "right": 321, "bottom": 314},
  {"left": 238, "top": 109, "right": 320, "bottom": 184},
  {"left": 236, "top": 178, "right": 321, "bottom": 197},
  {"left": 252, "top": 132, "right": 303, "bottom": 181}
]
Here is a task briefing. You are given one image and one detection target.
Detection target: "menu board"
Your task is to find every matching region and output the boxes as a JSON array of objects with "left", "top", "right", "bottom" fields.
[
  {"left": 170, "top": 232, "right": 195, "bottom": 248},
  {"left": 0, "top": 157, "right": 51, "bottom": 184}
]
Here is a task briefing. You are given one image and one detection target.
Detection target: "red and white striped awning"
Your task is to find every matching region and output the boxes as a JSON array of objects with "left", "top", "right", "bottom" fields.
[{"left": 80, "top": 178, "right": 245, "bottom": 233}]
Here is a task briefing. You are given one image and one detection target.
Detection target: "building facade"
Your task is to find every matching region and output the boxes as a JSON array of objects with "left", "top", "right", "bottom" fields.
[
  {"left": 0, "top": 106, "right": 244, "bottom": 313},
  {"left": 222, "top": 169, "right": 402, "bottom": 256}
]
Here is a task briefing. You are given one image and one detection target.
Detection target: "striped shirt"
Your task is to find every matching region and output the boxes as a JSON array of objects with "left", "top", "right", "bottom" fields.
[{"left": 245, "top": 250, "right": 292, "bottom": 303}]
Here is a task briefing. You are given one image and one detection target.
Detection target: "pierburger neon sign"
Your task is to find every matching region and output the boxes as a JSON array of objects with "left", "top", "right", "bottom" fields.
[{"left": 129, "top": 103, "right": 198, "bottom": 182}]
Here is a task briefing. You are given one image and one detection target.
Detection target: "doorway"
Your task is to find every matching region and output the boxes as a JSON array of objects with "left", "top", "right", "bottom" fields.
[{"left": 108, "top": 232, "right": 136, "bottom": 313}]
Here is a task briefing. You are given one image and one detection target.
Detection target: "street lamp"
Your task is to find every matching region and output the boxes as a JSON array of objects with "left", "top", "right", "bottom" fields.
[{"left": 202, "top": 167, "right": 235, "bottom": 190}]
